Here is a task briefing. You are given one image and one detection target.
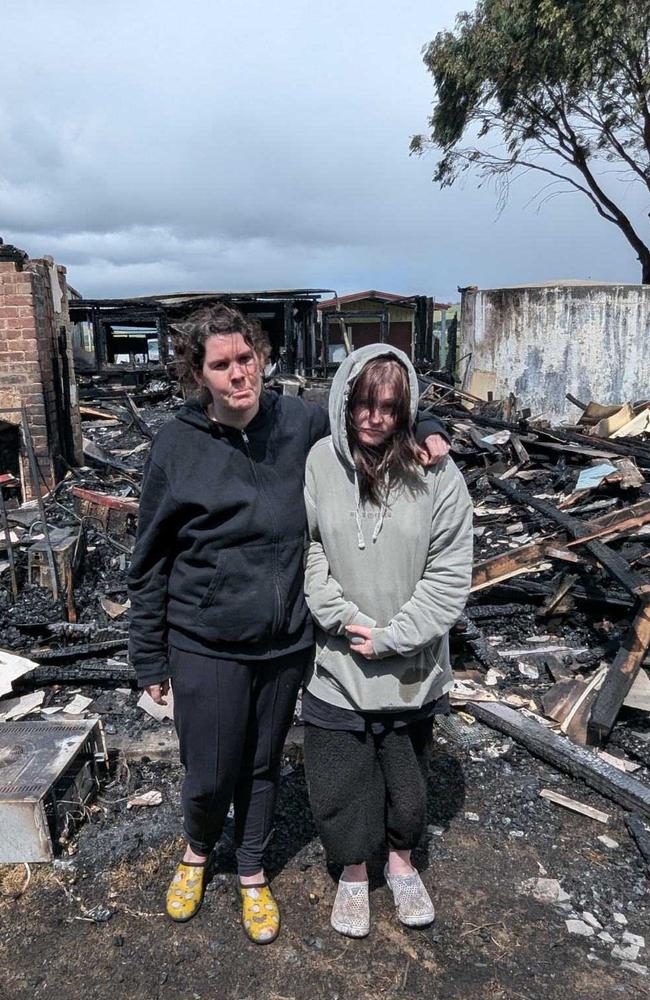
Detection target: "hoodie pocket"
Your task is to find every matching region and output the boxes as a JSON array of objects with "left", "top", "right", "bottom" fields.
[
  {"left": 195, "top": 542, "right": 280, "bottom": 642},
  {"left": 198, "top": 555, "right": 226, "bottom": 610}
]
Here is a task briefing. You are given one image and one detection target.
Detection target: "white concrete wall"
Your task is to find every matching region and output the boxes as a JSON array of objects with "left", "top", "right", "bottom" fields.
[{"left": 460, "top": 284, "right": 650, "bottom": 423}]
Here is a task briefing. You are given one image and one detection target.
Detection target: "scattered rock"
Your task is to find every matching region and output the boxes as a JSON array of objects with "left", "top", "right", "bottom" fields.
[
  {"left": 566, "top": 919, "right": 594, "bottom": 937},
  {"left": 82, "top": 905, "right": 113, "bottom": 923},
  {"left": 519, "top": 877, "right": 571, "bottom": 905},
  {"left": 612, "top": 944, "right": 640, "bottom": 962},
  {"left": 581, "top": 911, "right": 603, "bottom": 930},
  {"left": 620, "top": 962, "right": 648, "bottom": 976},
  {"left": 597, "top": 835, "right": 619, "bottom": 849},
  {"left": 598, "top": 931, "right": 615, "bottom": 945},
  {"left": 613, "top": 913, "right": 628, "bottom": 926},
  {"left": 465, "top": 812, "right": 480, "bottom": 822},
  {"left": 622, "top": 931, "right": 645, "bottom": 949},
  {"left": 303, "top": 935, "right": 325, "bottom": 951}
]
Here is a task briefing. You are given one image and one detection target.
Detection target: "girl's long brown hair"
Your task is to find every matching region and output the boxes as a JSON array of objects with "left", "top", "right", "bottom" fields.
[{"left": 346, "top": 357, "right": 421, "bottom": 505}]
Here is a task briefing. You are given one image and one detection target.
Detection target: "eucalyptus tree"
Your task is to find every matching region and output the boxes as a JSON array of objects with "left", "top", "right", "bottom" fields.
[{"left": 412, "top": 1, "right": 650, "bottom": 280}]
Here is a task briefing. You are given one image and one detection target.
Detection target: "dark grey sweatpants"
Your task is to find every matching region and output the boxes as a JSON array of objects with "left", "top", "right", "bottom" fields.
[
  {"left": 304, "top": 721, "right": 432, "bottom": 866},
  {"left": 169, "top": 646, "right": 307, "bottom": 875}
]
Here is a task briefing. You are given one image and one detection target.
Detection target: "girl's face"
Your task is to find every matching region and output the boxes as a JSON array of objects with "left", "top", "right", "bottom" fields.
[{"left": 351, "top": 383, "right": 398, "bottom": 447}]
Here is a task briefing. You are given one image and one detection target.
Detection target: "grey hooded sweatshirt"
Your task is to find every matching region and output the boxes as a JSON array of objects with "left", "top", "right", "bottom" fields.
[{"left": 303, "top": 343, "right": 473, "bottom": 713}]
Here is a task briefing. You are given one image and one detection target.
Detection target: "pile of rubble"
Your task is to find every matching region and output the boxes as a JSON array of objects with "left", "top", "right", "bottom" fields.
[{"left": 1, "top": 374, "right": 650, "bottom": 889}]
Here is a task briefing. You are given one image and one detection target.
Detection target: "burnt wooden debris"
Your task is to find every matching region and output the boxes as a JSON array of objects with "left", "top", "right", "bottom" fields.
[
  {"left": 625, "top": 812, "right": 650, "bottom": 872},
  {"left": 3, "top": 364, "right": 650, "bottom": 867},
  {"left": 467, "top": 702, "right": 650, "bottom": 820}
]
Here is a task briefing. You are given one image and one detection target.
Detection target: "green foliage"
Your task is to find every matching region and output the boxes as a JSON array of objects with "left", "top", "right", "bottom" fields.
[{"left": 412, "top": 0, "right": 650, "bottom": 277}]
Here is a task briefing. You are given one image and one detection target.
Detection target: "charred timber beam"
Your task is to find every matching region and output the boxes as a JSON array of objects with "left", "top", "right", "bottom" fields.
[
  {"left": 455, "top": 615, "right": 507, "bottom": 670},
  {"left": 467, "top": 701, "right": 650, "bottom": 820},
  {"left": 29, "top": 639, "right": 129, "bottom": 663},
  {"left": 488, "top": 477, "right": 650, "bottom": 602},
  {"left": 464, "top": 604, "right": 539, "bottom": 621},
  {"left": 625, "top": 813, "right": 650, "bottom": 873},
  {"left": 587, "top": 606, "right": 650, "bottom": 745},
  {"left": 554, "top": 426, "right": 650, "bottom": 461},
  {"left": 24, "top": 661, "right": 135, "bottom": 685},
  {"left": 421, "top": 403, "right": 650, "bottom": 467},
  {"left": 486, "top": 579, "right": 634, "bottom": 611}
]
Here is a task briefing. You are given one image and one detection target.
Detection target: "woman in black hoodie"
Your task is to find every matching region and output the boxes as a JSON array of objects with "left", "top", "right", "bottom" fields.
[{"left": 127, "top": 302, "right": 449, "bottom": 943}]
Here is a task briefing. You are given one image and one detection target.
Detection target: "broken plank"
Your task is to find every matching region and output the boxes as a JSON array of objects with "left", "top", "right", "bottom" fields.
[
  {"left": 588, "top": 605, "right": 650, "bottom": 745},
  {"left": 107, "top": 728, "right": 179, "bottom": 762},
  {"left": 466, "top": 701, "right": 650, "bottom": 820},
  {"left": 624, "top": 667, "right": 650, "bottom": 712},
  {"left": 540, "top": 788, "right": 610, "bottom": 824},
  {"left": 489, "top": 477, "right": 650, "bottom": 602},
  {"left": 71, "top": 487, "right": 139, "bottom": 515},
  {"left": 538, "top": 572, "right": 578, "bottom": 617},
  {"left": 125, "top": 394, "right": 154, "bottom": 440},
  {"left": 472, "top": 497, "right": 650, "bottom": 593}
]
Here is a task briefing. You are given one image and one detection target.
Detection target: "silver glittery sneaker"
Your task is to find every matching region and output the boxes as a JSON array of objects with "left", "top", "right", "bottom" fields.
[
  {"left": 384, "top": 865, "right": 435, "bottom": 927},
  {"left": 330, "top": 879, "right": 370, "bottom": 938}
]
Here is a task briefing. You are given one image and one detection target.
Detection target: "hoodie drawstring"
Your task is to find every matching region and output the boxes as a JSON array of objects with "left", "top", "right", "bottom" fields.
[
  {"left": 371, "top": 498, "right": 387, "bottom": 543},
  {"left": 355, "top": 473, "right": 389, "bottom": 548},
  {"left": 354, "top": 474, "right": 366, "bottom": 550}
]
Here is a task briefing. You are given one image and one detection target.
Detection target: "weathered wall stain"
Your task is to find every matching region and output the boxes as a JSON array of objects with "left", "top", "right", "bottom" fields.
[{"left": 460, "top": 283, "right": 650, "bottom": 423}]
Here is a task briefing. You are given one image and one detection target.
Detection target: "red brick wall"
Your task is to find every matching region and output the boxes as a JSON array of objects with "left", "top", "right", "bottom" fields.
[{"left": 0, "top": 258, "right": 82, "bottom": 497}]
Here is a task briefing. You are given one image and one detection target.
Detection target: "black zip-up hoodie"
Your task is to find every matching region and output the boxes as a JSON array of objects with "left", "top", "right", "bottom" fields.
[{"left": 127, "top": 391, "right": 446, "bottom": 687}]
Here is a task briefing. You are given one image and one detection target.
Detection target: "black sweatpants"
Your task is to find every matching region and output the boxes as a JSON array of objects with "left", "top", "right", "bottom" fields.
[
  {"left": 303, "top": 721, "right": 432, "bottom": 867},
  {"left": 169, "top": 646, "right": 307, "bottom": 876}
]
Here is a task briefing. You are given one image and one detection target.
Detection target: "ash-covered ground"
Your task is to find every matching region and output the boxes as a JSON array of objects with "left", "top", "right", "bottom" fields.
[{"left": 2, "top": 389, "right": 650, "bottom": 998}]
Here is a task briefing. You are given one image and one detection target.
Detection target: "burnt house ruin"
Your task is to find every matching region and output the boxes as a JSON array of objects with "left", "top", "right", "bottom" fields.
[
  {"left": 68, "top": 289, "right": 338, "bottom": 380},
  {"left": 0, "top": 240, "right": 82, "bottom": 497}
]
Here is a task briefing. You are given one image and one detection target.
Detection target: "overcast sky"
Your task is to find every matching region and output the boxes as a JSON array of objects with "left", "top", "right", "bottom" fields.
[{"left": 1, "top": 0, "right": 648, "bottom": 302}]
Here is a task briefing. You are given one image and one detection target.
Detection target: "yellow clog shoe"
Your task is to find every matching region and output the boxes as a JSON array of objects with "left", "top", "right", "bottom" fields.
[
  {"left": 239, "top": 880, "right": 280, "bottom": 944},
  {"left": 166, "top": 860, "right": 208, "bottom": 922}
]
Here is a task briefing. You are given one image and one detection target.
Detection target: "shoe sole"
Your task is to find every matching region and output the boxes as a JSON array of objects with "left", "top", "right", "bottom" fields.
[
  {"left": 330, "top": 918, "right": 370, "bottom": 938},
  {"left": 395, "top": 911, "right": 435, "bottom": 928},
  {"left": 241, "top": 921, "right": 281, "bottom": 945},
  {"left": 167, "top": 895, "right": 204, "bottom": 923}
]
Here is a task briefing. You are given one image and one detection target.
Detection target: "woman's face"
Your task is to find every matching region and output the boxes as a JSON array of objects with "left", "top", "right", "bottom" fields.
[
  {"left": 351, "top": 383, "right": 398, "bottom": 447},
  {"left": 195, "top": 333, "right": 263, "bottom": 422}
]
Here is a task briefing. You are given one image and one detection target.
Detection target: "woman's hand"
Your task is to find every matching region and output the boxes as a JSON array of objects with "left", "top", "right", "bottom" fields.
[
  {"left": 418, "top": 433, "right": 450, "bottom": 466},
  {"left": 345, "top": 624, "right": 376, "bottom": 659},
  {"left": 146, "top": 679, "right": 170, "bottom": 704}
]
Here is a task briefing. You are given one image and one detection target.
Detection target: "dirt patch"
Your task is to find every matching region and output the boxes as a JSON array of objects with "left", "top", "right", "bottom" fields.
[{"left": 1, "top": 736, "right": 648, "bottom": 1000}]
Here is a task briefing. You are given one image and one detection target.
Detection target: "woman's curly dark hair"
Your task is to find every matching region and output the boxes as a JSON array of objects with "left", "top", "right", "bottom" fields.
[{"left": 171, "top": 302, "right": 271, "bottom": 395}]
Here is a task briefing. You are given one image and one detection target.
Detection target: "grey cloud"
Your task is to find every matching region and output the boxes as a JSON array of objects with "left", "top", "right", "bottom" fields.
[{"left": 1, "top": 0, "right": 647, "bottom": 301}]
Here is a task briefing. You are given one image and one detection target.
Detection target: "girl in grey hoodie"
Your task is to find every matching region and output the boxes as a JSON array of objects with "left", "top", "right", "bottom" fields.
[{"left": 302, "top": 344, "right": 473, "bottom": 938}]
